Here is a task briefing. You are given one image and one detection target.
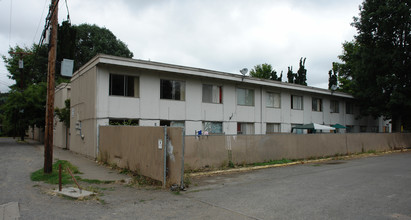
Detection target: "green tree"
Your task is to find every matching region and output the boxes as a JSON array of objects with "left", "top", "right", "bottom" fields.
[
  {"left": 2, "top": 45, "right": 48, "bottom": 90},
  {"left": 328, "top": 62, "right": 339, "bottom": 90},
  {"left": 73, "top": 23, "right": 134, "bottom": 70},
  {"left": 287, "top": 66, "right": 295, "bottom": 83},
  {"left": 55, "top": 99, "right": 70, "bottom": 128},
  {"left": 338, "top": 0, "right": 411, "bottom": 131},
  {"left": 1, "top": 83, "right": 47, "bottom": 140},
  {"left": 250, "top": 63, "right": 282, "bottom": 81},
  {"left": 295, "top": 57, "right": 307, "bottom": 86}
]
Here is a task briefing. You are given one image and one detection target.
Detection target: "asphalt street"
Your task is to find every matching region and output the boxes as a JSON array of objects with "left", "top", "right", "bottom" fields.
[{"left": 1, "top": 137, "right": 410, "bottom": 219}]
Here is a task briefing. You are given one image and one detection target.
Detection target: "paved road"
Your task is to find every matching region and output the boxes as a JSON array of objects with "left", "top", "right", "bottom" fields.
[{"left": 1, "top": 137, "right": 410, "bottom": 219}]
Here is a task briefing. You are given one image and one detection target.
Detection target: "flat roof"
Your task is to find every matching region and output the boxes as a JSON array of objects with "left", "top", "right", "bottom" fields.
[{"left": 72, "top": 54, "right": 353, "bottom": 99}]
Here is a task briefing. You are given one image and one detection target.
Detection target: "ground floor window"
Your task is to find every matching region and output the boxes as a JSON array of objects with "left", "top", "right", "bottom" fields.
[
  {"left": 360, "top": 126, "right": 367, "bottom": 133},
  {"left": 346, "top": 125, "right": 354, "bottom": 133},
  {"left": 109, "top": 119, "right": 139, "bottom": 126},
  {"left": 266, "top": 123, "right": 281, "bottom": 134},
  {"left": 203, "top": 121, "right": 223, "bottom": 134},
  {"left": 291, "top": 123, "right": 304, "bottom": 134},
  {"left": 237, "top": 123, "right": 254, "bottom": 135},
  {"left": 160, "top": 120, "right": 185, "bottom": 128}
]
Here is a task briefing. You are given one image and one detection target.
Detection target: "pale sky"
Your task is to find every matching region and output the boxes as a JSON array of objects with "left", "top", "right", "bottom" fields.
[{"left": 0, "top": 0, "right": 363, "bottom": 93}]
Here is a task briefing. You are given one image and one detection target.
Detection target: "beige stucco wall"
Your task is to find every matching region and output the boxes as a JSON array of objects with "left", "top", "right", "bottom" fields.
[
  {"left": 70, "top": 66, "right": 97, "bottom": 158},
  {"left": 98, "top": 126, "right": 183, "bottom": 186},
  {"left": 185, "top": 133, "right": 411, "bottom": 170},
  {"left": 53, "top": 83, "right": 70, "bottom": 149}
]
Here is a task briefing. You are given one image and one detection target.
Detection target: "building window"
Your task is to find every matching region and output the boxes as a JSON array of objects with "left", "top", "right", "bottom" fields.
[
  {"left": 330, "top": 100, "right": 339, "bottom": 113},
  {"left": 312, "top": 98, "right": 322, "bottom": 112},
  {"left": 346, "top": 102, "right": 354, "bottom": 114},
  {"left": 360, "top": 126, "right": 367, "bottom": 133},
  {"left": 109, "top": 74, "right": 139, "bottom": 97},
  {"left": 109, "top": 119, "right": 139, "bottom": 126},
  {"left": 371, "top": 126, "right": 378, "bottom": 133},
  {"left": 160, "top": 120, "right": 185, "bottom": 128},
  {"left": 291, "top": 123, "right": 304, "bottom": 134},
  {"left": 203, "top": 121, "right": 223, "bottom": 134},
  {"left": 346, "top": 125, "right": 354, "bottom": 133},
  {"left": 237, "top": 88, "right": 254, "bottom": 106},
  {"left": 202, "top": 84, "right": 222, "bottom": 104},
  {"left": 291, "top": 95, "right": 303, "bottom": 110},
  {"left": 160, "top": 79, "right": 185, "bottom": 101},
  {"left": 237, "top": 123, "right": 254, "bottom": 134},
  {"left": 266, "top": 92, "right": 281, "bottom": 108},
  {"left": 266, "top": 123, "right": 281, "bottom": 134}
]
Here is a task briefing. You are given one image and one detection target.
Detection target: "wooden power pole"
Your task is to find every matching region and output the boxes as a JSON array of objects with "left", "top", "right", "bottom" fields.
[{"left": 44, "top": 0, "right": 58, "bottom": 174}]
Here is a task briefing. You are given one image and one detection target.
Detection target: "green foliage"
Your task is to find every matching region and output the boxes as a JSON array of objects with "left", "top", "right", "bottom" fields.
[
  {"left": 287, "top": 58, "right": 307, "bottom": 85},
  {"left": 55, "top": 99, "right": 70, "bottom": 128},
  {"left": 1, "top": 83, "right": 47, "bottom": 138},
  {"left": 250, "top": 63, "right": 282, "bottom": 81},
  {"left": 2, "top": 45, "right": 49, "bottom": 90},
  {"left": 295, "top": 57, "right": 307, "bottom": 86},
  {"left": 287, "top": 66, "right": 295, "bottom": 83},
  {"left": 337, "top": 0, "right": 411, "bottom": 129},
  {"left": 30, "top": 160, "right": 80, "bottom": 185},
  {"left": 328, "top": 62, "right": 339, "bottom": 90},
  {"left": 73, "top": 23, "right": 134, "bottom": 70}
]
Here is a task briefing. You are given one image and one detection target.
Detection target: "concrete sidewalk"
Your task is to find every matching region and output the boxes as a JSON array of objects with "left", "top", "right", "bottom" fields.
[{"left": 27, "top": 139, "right": 129, "bottom": 182}]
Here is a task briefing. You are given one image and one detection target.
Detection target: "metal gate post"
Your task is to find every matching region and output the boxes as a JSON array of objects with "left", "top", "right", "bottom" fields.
[
  {"left": 180, "top": 128, "right": 185, "bottom": 188},
  {"left": 163, "top": 126, "right": 167, "bottom": 188}
]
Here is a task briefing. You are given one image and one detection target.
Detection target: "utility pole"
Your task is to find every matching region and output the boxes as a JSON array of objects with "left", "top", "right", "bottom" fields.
[
  {"left": 8, "top": 52, "right": 32, "bottom": 90},
  {"left": 44, "top": 0, "right": 58, "bottom": 174}
]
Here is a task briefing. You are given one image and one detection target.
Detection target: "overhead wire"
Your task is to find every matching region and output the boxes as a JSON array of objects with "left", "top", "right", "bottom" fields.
[
  {"left": 8, "top": 0, "right": 13, "bottom": 46},
  {"left": 33, "top": 0, "right": 49, "bottom": 44}
]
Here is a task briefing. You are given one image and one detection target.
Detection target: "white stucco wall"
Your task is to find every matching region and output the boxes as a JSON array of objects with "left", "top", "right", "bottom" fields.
[{"left": 93, "top": 65, "right": 383, "bottom": 136}]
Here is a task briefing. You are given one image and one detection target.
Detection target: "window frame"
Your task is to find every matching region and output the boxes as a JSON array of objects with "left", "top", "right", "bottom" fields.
[
  {"left": 312, "top": 97, "right": 323, "bottom": 112},
  {"left": 202, "top": 84, "right": 223, "bottom": 104},
  {"left": 109, "top": 73, "right": 139, "bottom": 98},
  {"left": 237, "top": 122, "right": 255, "bottom": 135},
  {"left": 291, "top": 95, "right": 303, "bottom": 110},
  {"left": 266, "top": 92, "right": 281, "bottom": 108},
  {"left": 330, "top": 100, "right": 340, "bottom": 113},
  {"left": 266, "top": 123, "right": 281, "bottom": 134},
  {"left": 346, "top": 102, "right": 354, "bottom": 114},
  {"left": 236, "top": 88, "right": 255, "bottom": 106},
  {"left": 160, "top": 79, "right": 186, "bottom": 101},
  {"left": 203, "top": 121, "right": 223, "bottom": 134}
]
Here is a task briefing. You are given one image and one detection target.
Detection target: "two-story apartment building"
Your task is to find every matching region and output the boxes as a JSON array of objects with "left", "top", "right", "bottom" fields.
[{"left": 69, "top": 54, "right": 386, "bottom": 158}]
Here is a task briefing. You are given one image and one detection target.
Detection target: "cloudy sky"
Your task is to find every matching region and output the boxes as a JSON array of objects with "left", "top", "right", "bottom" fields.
[{"left": 0, "top": 0, "right": 363, "bottom": 92}]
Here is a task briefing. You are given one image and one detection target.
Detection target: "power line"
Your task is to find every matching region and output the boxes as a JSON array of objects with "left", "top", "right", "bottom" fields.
[
  {"left": 8, "top": 0, "right": 13, "bottom": 46},
  {"left": 64, "top": 0, "right": 70, "bottom": 22},
  {"left": 33, "top": 0, "right": 49, "bottom": 44}
]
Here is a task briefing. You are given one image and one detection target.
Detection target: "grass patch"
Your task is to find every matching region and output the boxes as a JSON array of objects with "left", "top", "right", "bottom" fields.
[
  {"left": 252, "top": 158, "right": 294, "bottom": 166},
  {"left": 77, "top": 177, "right": 114, "bottom": 184},
  {"left": 30, "top": 160, "right": 80, "bottom": 185}
]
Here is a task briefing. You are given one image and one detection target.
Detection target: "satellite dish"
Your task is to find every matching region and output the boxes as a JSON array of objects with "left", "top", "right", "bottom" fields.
[
  {"left": 240, "top": 68, "right": 248, "bottom": 76},
  {"left": 331, "top": 85, "right": 338, "bottom": 91}
]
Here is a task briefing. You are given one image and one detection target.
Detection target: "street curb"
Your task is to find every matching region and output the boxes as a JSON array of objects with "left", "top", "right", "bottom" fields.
[{"left": 189, "top": 149, "right": 409, "bottom": 177}]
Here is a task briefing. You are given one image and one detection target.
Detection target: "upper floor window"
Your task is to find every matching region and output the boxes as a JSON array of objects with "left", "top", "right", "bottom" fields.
[
  {"left": 346, "top": 102, "right": 354, "bottom": 114},
  {"left": 160, "top": 79, "right": 185, "bottom": 101},
  {"left": 237, "top": 88, "right": 254, "bottom": 106},
  {"left": 330, "top": 100, "right": 340, "bottom": 113},
  {"left": 291, "top": 95, "right": 303, "bottom": 110},
  {"left": 312, "top": 97, "right": 322, "bottom": 112},
  {"left": 109, "top": 74, "right": 139, "bottom": 97},
  {"left": 202, "top": 84, "right": 222, "bottom": 104},
  {"left": 266, "top": 92, "right": 281, "bottom": 108}
]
